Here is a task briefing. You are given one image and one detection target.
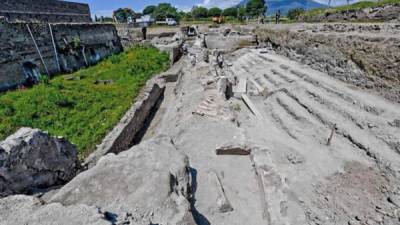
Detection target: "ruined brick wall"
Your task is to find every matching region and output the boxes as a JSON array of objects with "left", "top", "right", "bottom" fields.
[
  {"left": 0, "top": 0, "right": 91, "bottom": 23},
  {"left": 0, "top": 22, "right": 122, "bottom": 91}
]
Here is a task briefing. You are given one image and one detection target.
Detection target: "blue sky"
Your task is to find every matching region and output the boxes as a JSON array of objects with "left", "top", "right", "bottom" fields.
[
  {"left": 71, "top": 0, "right": 347, "bottom": 17},
  {"left": 72, "top": 0, "right": 244, "bottom": 17}
]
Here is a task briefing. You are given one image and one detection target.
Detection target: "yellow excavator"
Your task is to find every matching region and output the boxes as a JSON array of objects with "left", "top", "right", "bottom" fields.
[{"left": 212, "top": 16, "right": 224, "bottom": 24}]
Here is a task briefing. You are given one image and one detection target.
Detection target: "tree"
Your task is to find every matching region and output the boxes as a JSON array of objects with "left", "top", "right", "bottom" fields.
[
  {"left": 246, "top": 0, "right": 267, "bottom": 17},
  {"left": 143, "top": 5, "right": 156, "bottom": 15},
  {"left": 113, "top": 8, "right": 135, "bottom": 23},
  {"left": 222, "top": 7, "right": 238, "bottom": 17},
  {"left": 287, "top": 8, "right": 305, "bottom": 20},
  {"left": 191, "top": 6, "right": 208, "bottom": 19},
  {"left": 208, "top": 7, "right": 222, "bottom": 17},
  {"left": 153, "top": 3, "right": 179, "bottom": 21},
  {"left": 238, "top": 6, "right": 247, "bottom": 20}
]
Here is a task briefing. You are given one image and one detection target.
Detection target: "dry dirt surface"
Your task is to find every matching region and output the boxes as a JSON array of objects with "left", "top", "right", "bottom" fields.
[{"left": 143, "top": 29, "right": 400, "bottom": 225}]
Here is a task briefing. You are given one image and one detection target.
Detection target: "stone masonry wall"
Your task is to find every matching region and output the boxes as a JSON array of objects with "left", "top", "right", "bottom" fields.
[
  {"left": 0, "top": 22, "right": 122, "bottom": 91},
  {"left": 0, "top": 0, "right": 91, "bottom": 23}
]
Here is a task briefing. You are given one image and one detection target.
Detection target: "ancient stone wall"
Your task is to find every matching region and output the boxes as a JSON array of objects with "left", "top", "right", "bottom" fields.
[
  {"left": 0, "top": 0, "right": 91, "bottom": 23},
  {"left": 0, "top": 22, "right": 122, "bottom": 91}
]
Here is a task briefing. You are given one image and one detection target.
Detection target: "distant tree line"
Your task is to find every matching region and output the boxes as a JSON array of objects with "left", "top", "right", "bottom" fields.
[
  {"left": 95, "top": 0, "right": 268, "bottom": 23},
  {"left": 186, "top": 0, "right": 267, "bottom": 20}
]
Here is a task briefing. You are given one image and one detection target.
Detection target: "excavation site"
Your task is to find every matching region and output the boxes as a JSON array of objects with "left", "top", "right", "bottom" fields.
[{"left": 0, "top": 1, "right": 400, "bottom": 225}]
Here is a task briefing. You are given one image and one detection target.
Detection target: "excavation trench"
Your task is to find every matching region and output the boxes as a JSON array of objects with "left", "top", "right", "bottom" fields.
[{"left": 84, "top": 64, "right": 183, "bottom": 168}]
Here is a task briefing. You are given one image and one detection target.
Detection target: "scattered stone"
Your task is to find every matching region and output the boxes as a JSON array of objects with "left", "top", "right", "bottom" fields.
[
  {"left": 209, "top": 171, "right": 234, "bottom": 213},
  {"left": 388, "top": 119, "right": 400, "bottom": 128},
  {"left": 0, "top": 128, "right": 80, "bottom": 197},
  {"left": 203, "top": 49, "right": 210, "bottom": 63},
  {"left": 286, "top": 153, "right": 305, "bottom": 165}
]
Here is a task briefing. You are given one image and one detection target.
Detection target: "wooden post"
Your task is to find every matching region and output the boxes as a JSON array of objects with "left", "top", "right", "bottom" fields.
[
  {"left": 27, "top": 24, "right": 50, "bottom": 76},
  {"left": 327, "top": 124, "right": 337, "bottom": 146},
  {"left": 48, "top": 24, "right": 61, "bottom": 73}
]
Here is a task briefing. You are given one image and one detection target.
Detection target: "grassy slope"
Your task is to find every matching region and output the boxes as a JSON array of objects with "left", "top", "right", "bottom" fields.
[
  {"left": 0, "top": 46, "right": 169, "bottom": 156},
  {"left": 303, "top": 0, "right": 400, "bottom": 17}
]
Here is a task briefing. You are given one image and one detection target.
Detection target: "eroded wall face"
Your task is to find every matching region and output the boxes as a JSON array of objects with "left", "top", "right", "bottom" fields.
[
  {"left": 0, "top": 0, "right": 91, "bottom": 23},
  {"left": 0, "top": 22, "right": 123, "bottom": 91}
]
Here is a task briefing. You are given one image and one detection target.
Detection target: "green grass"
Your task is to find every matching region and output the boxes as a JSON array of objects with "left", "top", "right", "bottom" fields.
[
  {"left": 303, "top": 0, "right": 400, "bottom": 18},
  {"left": 0, "top": 46, "right": 170, "bottom": 156}
]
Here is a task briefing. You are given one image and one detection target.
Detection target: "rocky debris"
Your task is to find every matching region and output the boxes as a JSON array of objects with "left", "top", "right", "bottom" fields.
[
  {"left": 255, "top": 23, "right": 400, "bottom": 103},
  {"left": 251, "top": 149, "right": 307, "bottom": 224},
  {"left": 50, "top": 135, "right": 196, "bottom": 225},
  {"left": 0, "top": 128, "right": 79, "bottom": 197},
  {"left": 286, "top": 153, "right": 305, "bottom": 165},
  {"left": 0, "top": 195, "right": 111, "bottom": 225},
  {"left": 215, "top": 141, "right": 253, "bottom": 156},
  {"left": 300, "top": 4, "right": 400, "bottom": 22},
  {"left": 313, "top": 162, "right": 400, "bottom": 225},
  {"left": 209, "top": 171, "right": 234, "bottom": 213},
  {"left": 205, "top": 30, "right": 258, "bottom": 51}
]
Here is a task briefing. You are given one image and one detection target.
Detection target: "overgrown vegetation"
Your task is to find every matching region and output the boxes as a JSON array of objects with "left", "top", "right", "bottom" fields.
[
  {"left": 287, "top": 8, "right": 305, "bottom": 20},
  {"left": 302, "top": 0, "right": 400, "bottom": 18},
  {"left": 0, "top": 46, "right": 169, "bottom": 156}
]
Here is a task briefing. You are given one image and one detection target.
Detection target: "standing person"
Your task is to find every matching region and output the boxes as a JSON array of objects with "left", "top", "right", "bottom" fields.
[
  {"left": 217, "top": 52, "right": 224, "bottom": 69},
  {"left": 142, "top": 25, "right": 147, "bottom": 40},
  {"left": 275, "top": 10, "right": 281, "bottom": 24}
]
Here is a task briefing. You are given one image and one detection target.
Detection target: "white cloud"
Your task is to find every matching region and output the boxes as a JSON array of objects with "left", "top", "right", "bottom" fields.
[{"left": 199, "top": 0, "right": 241, "bottom": 8}]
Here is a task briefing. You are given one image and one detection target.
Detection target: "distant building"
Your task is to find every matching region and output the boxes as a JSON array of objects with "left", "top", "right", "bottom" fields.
[
  {"left": 0, "top": 0, "right": 91, "bottom": 23},
  {"left": 136, "top": 15, "right": 155, "bottom": 27}
]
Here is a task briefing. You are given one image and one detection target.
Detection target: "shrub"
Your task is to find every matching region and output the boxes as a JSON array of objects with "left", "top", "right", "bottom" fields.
[{"left": 287, "top": 8, "right": 305, "bottom": 20}]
